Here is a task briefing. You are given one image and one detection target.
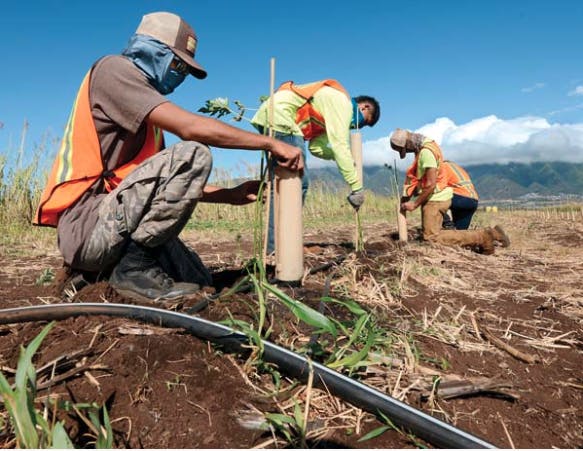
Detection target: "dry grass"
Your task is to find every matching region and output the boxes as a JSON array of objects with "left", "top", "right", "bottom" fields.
[{"left": 186, "top": 207, "right": 583, "bottom": 446}]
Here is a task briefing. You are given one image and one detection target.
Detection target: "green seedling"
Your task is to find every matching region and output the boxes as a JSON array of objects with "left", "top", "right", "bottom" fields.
[
  {"left": 35, "top": 268, "right": 54, "bottom": 285},
  {"left": 262, "top": 282, "right": 337, "bottom": 337},
  {"left": 198, "top": 98, "right": 248, "bottom": 122},
  {"left": 0, "top": 322, "right": 112, "bottom": 448}
]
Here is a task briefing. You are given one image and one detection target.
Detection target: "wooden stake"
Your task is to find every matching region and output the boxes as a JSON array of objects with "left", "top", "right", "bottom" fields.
[
  {"left": 397, "top": 205, "right": 408, "bottom": 242},
  {"left": 350, "top": 132, "right": 363, "bottom": 250},
  {"left": 262, "top": 58, "right": 276, "bottom": 261}
]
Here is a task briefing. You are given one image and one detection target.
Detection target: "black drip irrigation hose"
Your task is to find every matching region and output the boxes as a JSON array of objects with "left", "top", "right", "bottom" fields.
[{"left": 0, "top": 303, "right": 496, "bottom": 449}]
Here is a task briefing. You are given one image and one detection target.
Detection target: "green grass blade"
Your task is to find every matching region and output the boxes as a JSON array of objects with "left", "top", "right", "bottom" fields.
[
  {"left": 15, "top": 322, "right": 55, "bottom": 390},
  {"left": 51, "top": 422, "right": 74, "bottom": 448},
  {"left": 357, "top": 425, "right": 391, "bottom": 442},
  {"left": 95, "top": 406, "right": 113, "bottom": 448},
  {"left": 329, "top": 313, "right": 370, "bottom": 363},
  {"left": 264, "top": 413, "right": 296, "bottom": 425},
  {"left": 0, "top": 370, "right": 39, "bottom": 448},
  {"left": 328, "top": 326, "right": 376, "bottom": 369},
  {"left": 249, "top": 273, "right": 266, "bottom": 336},
  {"left": 320, "top": 296, "right": 367, "bottom": 316},
  {"left": 262, "top": 282, "right": 337, "bottom": 337}
]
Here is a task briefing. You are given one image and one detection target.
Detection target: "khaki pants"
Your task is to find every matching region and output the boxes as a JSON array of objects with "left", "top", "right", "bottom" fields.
[{"left": 422, "top": 200, "right": 490, "bottom": 249}]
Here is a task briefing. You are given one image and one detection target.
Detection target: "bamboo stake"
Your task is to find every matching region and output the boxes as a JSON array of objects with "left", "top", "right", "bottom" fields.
[
  {"left": 394, "top": 158, "right": 408, "bottom": 242},
  {"left": 350, "top": 132, "right": 363, "bottom": 251},
  {"left": 262, "top": 58, "right": 276, "bottom": 262}
]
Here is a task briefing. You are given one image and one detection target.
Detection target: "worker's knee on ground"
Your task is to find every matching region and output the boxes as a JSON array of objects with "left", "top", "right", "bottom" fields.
[{"left": 423, "top": 231, "right": 440, "bottom": 241}]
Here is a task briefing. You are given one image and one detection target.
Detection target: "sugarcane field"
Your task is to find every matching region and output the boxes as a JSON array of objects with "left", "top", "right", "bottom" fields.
[{"left": 2, "top": 2, "right": 583, "bottom": 449}]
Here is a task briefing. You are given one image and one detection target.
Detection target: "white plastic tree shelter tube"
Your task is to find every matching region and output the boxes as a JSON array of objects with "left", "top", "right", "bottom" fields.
[{"left": 275, "top": 166, "right": 304, "bottom": 283}]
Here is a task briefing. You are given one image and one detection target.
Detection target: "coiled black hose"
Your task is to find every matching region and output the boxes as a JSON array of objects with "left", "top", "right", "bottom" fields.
[{"left": 0, "top": 303, "right": 495, "bottom": 449}]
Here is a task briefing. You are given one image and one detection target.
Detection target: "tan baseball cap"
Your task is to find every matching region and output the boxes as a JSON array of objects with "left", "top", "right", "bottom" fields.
[
  {"left": 390, "top": 128, "right": 409, "bottom": 159},
  {"left": 136, "top": 12, "right": 207, "bottom": 79}
]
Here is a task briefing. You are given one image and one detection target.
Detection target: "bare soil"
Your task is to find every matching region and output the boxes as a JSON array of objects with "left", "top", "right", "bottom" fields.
[{"left": 0, "top": 212, "right": 581, "bottom": 448}]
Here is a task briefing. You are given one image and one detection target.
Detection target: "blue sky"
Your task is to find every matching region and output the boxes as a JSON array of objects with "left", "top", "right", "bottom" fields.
[{"left": 2, "top": 0, "right": 583, "bottom": 175}]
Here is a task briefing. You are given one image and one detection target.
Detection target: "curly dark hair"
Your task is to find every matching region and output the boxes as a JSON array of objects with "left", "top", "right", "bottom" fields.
[{"left": 354, "top": 95, "right": 380, "bottom": 126}]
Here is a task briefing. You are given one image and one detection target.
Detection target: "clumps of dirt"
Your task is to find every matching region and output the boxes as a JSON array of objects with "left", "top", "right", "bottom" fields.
[
  {"left": 0, "top": 317, "right": 262, "bottom": 448},
  {"left": 72, "top": 281, "right": 126, "bottom": 303}
]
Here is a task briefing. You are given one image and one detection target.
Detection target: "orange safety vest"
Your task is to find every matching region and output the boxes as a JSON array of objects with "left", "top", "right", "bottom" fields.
[
  {"left": 276, "top": 79, "right": 349, "bottom": 140},
  {"left": 403, "top": 140, "right": 448, "bottom": 197},
  {"left": 442, "top": 161, "right": 479, "bottom": 200},
  {"left": 34, "top": 70, "right": 164, "bottom": 227}
]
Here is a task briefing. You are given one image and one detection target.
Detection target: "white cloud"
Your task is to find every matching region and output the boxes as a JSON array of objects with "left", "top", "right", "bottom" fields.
[
  {"left": 354, "top": 115, "right": 583, "bottom": 167},
  {"left": 521, "top": 82, "right": 545, "bottom": 93},
  {"left": 568, "top": 85, "right": 583, "bottom": 96}
]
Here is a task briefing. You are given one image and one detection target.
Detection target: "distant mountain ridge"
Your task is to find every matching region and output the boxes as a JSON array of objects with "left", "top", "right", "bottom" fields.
[{"left": 308, "top": 161, "right": 583, "bottom": 201}]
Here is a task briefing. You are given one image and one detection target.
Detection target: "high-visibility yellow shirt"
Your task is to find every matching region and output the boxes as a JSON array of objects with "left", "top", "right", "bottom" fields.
[
  {"left": 415, "top": 141, "right": 453, "bottom": 202},
  {"left": 251, "top": 86, "right": 360, "bottom": 190}
]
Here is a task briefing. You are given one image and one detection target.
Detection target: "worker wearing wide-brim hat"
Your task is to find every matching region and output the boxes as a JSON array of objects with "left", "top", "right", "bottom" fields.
[{"left": 390, "top": 128, "right": 510, "bottom": 254}]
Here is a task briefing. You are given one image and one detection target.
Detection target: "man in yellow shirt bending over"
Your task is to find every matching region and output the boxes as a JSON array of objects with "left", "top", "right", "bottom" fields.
[{"left": 252, "top": 80, "right": 380, "bottom": 253}]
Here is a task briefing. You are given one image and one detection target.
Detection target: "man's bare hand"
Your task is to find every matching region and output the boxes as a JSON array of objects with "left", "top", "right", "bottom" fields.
[
  {"left": 228, "top": 180, "right": 262, "bottom": 205},
  {"left": 201, "top": 181, "right": 262, "bottom": 205},
  {"left": 269, "top": 140, "right": 304, "bottom": 172},
  {"left": 401, "top": 201, "right": 417, "bottom": 212}
]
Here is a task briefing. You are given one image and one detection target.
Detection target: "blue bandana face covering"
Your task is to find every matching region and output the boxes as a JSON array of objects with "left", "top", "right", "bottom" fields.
[
  {"left": 350, "top": 98, "right": 367, "bottom": 130},
  {"left": 122, "top": 34, "right": 186, "bottom": 95}
]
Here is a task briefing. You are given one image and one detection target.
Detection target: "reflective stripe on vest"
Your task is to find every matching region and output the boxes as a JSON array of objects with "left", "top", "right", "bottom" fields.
[
  {"left": 276, "top": 80, "right": 349, "bottom": 140},
  {"left": 403, "top": 141, "right": 448, "bottom": 197},
  {"left": 34, "top": 70, "right": 164, "bottom": 227},
  {"left": 443, "top": 161, "right": 479, "bottom": 200}
]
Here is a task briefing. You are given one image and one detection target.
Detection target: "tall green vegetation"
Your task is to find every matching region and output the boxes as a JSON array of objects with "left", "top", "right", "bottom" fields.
[{"left": 0, "top": 123, "right": 48, "bottom": 228}]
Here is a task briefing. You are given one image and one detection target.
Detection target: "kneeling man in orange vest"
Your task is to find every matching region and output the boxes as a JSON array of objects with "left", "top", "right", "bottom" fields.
[{"left": 389, "top": 129, "right": 509, "bottom": 254}]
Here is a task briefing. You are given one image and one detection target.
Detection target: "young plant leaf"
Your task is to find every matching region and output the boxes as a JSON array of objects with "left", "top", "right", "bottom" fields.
[
  {"left": 328, "top": 325, "right": 376, "bottom": 369},
  {"left": 320, "top": 296, "right": 367, "bottom": 316},
  {"left": 51, "top": 422, "right": 74, "bottom": 448},
  {"left": 262, "top": 282, "right": 337, "bottom": 337},
  {"left": 357, "top": 425, "right": 391, "bottom": 442}
]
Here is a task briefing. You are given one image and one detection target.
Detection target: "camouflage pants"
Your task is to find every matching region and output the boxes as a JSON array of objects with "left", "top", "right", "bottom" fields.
[{"left": 78, "top": 141, "right": 212, "bottom": 276}]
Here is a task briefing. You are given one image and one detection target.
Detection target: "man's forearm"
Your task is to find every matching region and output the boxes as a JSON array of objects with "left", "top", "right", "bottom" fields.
[
  {"left": 413, "top": 184, "right": 435, "bottom": 208},
  {"left": 200, "top": 185, "right": 233, "bottom": 203}
]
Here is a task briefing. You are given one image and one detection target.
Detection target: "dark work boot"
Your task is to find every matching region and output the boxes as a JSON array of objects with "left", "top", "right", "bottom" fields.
[
  {"left": 442, "top": 212, "right": 456, "bottom": 230},
  {"left": 109, "top": 241, "right": 200, "bottom": 301},
  {"left": 489, "top": 225, "right": 511, "bottom": 247}
]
